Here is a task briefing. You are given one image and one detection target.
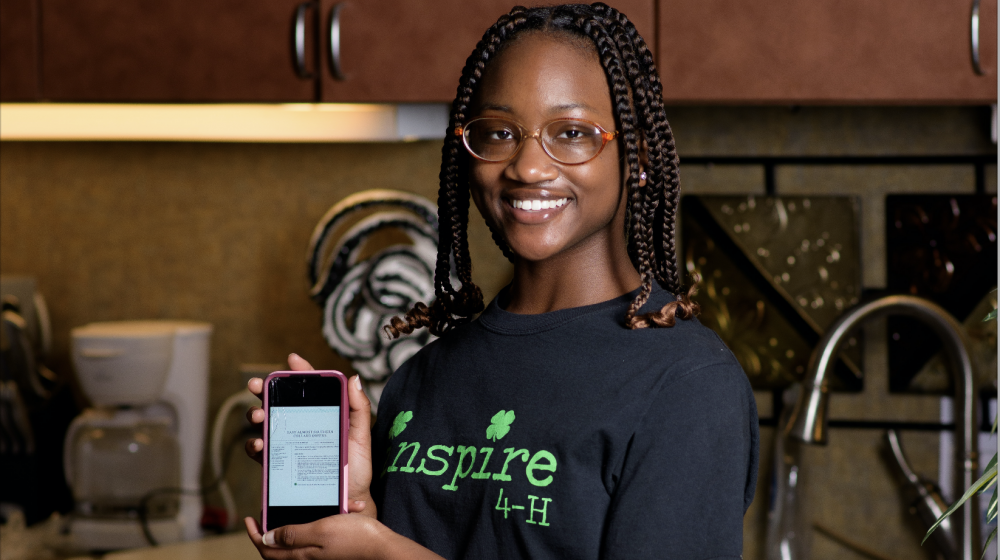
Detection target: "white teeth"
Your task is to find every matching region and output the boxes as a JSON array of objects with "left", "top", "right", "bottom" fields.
[{"left": 511, "top": 198, "right": 568, "bottom": 211}]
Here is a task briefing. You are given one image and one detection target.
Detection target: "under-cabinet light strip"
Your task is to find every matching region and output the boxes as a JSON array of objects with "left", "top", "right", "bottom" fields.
[{"left": 0, "top": 103, "right": 449, "bottom": 142}]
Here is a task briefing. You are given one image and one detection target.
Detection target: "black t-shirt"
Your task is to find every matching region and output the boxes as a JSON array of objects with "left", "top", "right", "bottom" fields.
[{"left": 371, "top": 285, "right": 759, "bottom": 560}]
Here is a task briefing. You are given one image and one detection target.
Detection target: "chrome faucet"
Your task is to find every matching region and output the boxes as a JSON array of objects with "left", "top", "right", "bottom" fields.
[{"left": 771, "top": 295, "right": 980, "bottom": 560}]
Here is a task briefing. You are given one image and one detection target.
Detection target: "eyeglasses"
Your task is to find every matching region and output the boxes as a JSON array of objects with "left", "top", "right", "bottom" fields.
[{"left": 455, "top": 117, "right": 618, "bottom": 165}]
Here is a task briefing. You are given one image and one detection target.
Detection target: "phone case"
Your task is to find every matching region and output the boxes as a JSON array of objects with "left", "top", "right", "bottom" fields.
[{"left": 261, "top": 370, "right": 350, "bottom": 532}]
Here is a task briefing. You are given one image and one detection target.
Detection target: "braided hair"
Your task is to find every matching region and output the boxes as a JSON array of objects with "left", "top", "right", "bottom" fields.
[{"left": 386, "top": 2, "right": 698, "bottom": 338}]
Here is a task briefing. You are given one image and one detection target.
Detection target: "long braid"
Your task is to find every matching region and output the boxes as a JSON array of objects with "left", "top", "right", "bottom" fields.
[
  {"left": 623, "top": 10, "right": 683, "bottom": 293},
  {"left": 564, "top": 11, "right": 655, "bottom": 328},
  {"left": 388, "top": 3, "right": 697, "bottom": 339},
  {"left": 387, "top": 9, "right": 529, "bottom": 338},
  {"left": 596, "top": 3, "right": 698, "bottom": 327},
  {"left": 612, "top": 11, "right": 665, "bottom": 287},
  {"left": 588, "top": 4, "right": 695, "bottom": 326},
  {"left": 592, "top": 5, "right": 660, "bottom": 325},
  {"left": 467, "top": 12, "right": 526, "bottom": 266},
  {"left": 486, "top": 221, "right": 515, "bottom": 262},
  {"left": 448, "top": 10, "right": 532, "bottom": 323}
]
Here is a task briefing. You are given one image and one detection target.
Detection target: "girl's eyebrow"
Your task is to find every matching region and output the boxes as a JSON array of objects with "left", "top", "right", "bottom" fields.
[
  {"left": 477, "top": 103, "right": 513, "bottom": 113},
  {"left": 548, "top": 102, "right": 596, "bottom": 113},
  {"left": 476, "top": 103, "right": 598, "bottom": 115}
]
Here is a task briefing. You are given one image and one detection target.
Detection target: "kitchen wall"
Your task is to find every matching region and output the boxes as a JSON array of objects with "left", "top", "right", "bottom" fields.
[
  {"left": 0, "top": 139, "right": 511, "bottom": 398},
  {"left": 0, "top": 105, "right": 995, "bottom": 558}
]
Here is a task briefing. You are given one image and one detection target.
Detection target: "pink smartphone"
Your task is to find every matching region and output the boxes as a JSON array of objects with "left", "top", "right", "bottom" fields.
[{"left": 262, "top": 371, "right": 349, "bottom": 532}]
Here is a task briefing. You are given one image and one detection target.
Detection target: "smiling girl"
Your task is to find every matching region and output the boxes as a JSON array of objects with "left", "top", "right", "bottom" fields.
[{"left": 245, "top": 4, "right": 758, "bottom": 559}]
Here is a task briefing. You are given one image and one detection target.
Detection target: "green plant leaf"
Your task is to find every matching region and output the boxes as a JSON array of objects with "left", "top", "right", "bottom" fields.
[
  {"left": 983, "top": 527, "right": 996, "bottom": 559},
  {"left": 984, "top": 475, "right": 998, "bottom": 493},
  {"left": 987, "top": 485, "right": 996, "bottom": 522},
  {"left": 984, "top": 454, "right": 998, "bottom": 478},
  {"left": 984, "top": 308, "right": 998, "bottom": 322},
  {"left": 923, "top": 460, "right": 998, "bottom": 544}
]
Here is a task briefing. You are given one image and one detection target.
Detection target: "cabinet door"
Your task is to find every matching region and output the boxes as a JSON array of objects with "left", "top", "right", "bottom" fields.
[
  {"left": 0, "top": 0, "right": 38, "bottom": 100},
  {"left": 657, "top": 0, "right": 997, "bottom": 103},
  {"left": 320, "top": 0, "right": 655, "bottom": 103},
  {"left": 40, "top": 0, "right": 316, "bottom": 102}
]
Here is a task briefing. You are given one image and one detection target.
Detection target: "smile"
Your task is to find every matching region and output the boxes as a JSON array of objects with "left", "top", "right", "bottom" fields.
[{"left": 510, "top": 198, "right": 569, "bottom": 211}]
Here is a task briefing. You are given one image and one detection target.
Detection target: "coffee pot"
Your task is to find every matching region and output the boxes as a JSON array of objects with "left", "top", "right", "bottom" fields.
[{"left": 64, "top": 320, "right": 211, "bottom": 550}]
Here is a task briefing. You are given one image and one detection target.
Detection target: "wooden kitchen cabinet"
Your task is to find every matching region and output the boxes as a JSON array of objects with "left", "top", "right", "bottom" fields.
[
  {"left": 318, "top": 0, "right": 655, "bottom": 102},
  {"left": 3, "top": 0, "right": 652, "bottom": 103},
  {"left": 0, "top": 0, "right": 38, "bottom": 100},
  {"left": 657, "top": 0, "right": 997, "bottom": 103},
  {"left": 37, "top": 0, "right": 316, "bottom": 102},
  {"left": 3, "top": 0, "right": 993, "bottom": 104}
]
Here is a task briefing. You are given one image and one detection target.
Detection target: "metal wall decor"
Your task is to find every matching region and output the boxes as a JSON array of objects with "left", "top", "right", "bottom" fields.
[
  {"left": 908, "top": 290, "right": 997, "bottom": 394},
  {"left": 681, "top": 195, "right": 862, "bottom": 390},
  {"left": 886, "top": 194, "right": 998, "bottom": 394},
  {"left": 307, "top": 190, "right": 441, "bottom": 407}
]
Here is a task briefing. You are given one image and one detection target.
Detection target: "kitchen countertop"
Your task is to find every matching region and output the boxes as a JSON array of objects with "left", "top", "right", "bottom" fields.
[{"left": 69, "top": 533, "right": 259, "bottom": 560}]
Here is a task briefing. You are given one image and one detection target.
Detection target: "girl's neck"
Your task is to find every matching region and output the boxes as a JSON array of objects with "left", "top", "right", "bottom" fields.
[{"left": 503, "top": 235, "right": 641, "bottom": 314}]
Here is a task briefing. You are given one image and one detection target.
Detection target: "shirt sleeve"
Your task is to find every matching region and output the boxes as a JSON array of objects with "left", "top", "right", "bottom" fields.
[
  {"left": 370, "top": 406, "right": 389, "bottom": 513},
  {"left": 599, "top": 362, "right": 759, "bottom": 560},
  {"left": 369, "top": 359, "right": 407, "bottom": 514}
]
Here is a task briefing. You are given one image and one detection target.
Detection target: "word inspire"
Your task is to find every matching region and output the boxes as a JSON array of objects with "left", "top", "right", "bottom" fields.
[{"left": 382, "top": 409, "right": 558, "bottom": 492}]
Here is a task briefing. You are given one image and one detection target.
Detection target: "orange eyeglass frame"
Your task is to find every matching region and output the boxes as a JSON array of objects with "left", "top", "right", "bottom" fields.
[{"left": 454, "top": 117, "right": 619, "bottom": 165}]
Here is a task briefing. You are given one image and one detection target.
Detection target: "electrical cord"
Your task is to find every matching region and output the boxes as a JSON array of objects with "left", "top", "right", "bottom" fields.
[
  {"left": 136, "top": 425, "right": 256, "bottom": 546},
  {"left": 211, "top": 389, "right": 260, "bottom": 531}
]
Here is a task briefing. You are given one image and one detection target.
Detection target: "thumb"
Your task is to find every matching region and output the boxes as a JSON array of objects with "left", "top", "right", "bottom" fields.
[
  {"left": 348, "top": 375, "right": 372, "bottom": 450},
  {"left": 262, "top": 521, "right": 317, "bottom": 549},
  {"left": 288, "top": 353, "right": 315, "bottom": 371}
]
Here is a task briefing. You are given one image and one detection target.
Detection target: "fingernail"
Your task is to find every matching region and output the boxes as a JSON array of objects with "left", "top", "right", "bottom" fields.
[
  {"left": 353, "top": 376, "right": 362, "bottom": 391},
  {"left": 288, "top": 353, "right": 300, "bottom": 360},
  {"left": 262, "top": 530, "right": 276, "bottom": 547}
]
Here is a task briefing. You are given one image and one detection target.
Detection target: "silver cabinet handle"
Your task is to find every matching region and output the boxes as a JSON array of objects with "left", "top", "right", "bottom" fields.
[
  {"left": 293, "top": 1, "right": 314, "bottom": 79},
  {"left": 971, "top": 0, "right": 985, "bottom": 75},
  {"left": 328, "top": 3, "right": 347, "bottom": 81}
]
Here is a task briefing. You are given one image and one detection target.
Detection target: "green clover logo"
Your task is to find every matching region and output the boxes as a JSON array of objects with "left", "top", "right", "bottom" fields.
[
  {"left": 389, "top": 411, "right": 413, "bottom": 439},
  {"left": 486, "top": 410, "right": 516, "bottom": 442}
]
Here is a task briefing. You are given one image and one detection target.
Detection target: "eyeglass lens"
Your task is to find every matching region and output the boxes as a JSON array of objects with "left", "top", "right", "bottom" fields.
[{"left": 464, "top": 118, "right": 607, "bottom": 164}]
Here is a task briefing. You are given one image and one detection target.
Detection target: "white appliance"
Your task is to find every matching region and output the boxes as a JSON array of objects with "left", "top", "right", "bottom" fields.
[{"left": 64, "top": 321, "right": 212, "bottom": 551}]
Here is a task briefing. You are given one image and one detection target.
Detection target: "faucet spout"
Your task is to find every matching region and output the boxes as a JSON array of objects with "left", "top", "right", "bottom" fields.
[{"left": 782, "top": 295, "right": 980, "bottom": 560}]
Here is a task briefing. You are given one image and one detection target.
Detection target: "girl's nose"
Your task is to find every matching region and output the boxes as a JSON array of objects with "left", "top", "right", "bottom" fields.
[{"left": 504, "top": 136, "right": 559, "bottom": 184}]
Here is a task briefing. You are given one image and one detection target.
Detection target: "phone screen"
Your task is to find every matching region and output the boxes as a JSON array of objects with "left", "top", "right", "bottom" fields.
[{"left": 266, "top": 375, "right": 342, "bottom": 529}]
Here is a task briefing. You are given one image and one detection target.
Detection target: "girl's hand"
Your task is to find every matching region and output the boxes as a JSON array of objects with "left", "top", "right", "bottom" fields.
[
  {"left": 244, "top": 516, "right": 444, "bottom": 560},
  {"left": 244, "top": 353, "right": 377, "bottom": 518}
]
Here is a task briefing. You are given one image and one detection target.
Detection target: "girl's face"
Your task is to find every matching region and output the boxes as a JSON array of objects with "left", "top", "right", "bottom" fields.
[{"left": 468, "top": 32, "right": 627, "bottom": 264}]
